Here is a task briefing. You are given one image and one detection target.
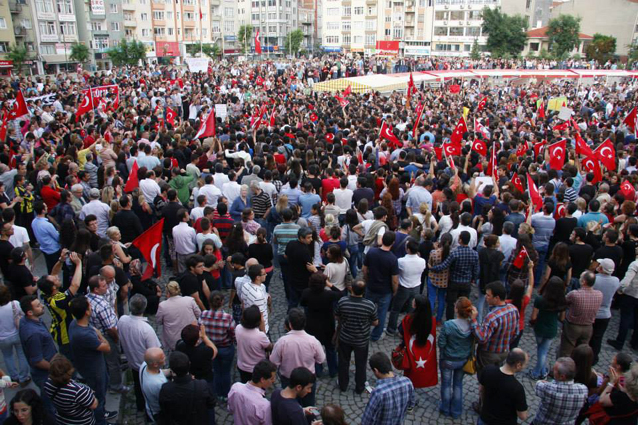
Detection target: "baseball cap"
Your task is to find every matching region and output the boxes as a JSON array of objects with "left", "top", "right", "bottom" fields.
[{"left": 597, "top": 258, "right": 615, "bottom": 275}]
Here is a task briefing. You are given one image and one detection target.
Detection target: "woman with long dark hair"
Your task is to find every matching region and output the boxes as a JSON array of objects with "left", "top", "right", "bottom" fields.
[
  {"left": 248, "top": 228, "right": 274, "bottom": 290},
  {"left": 538, "top": 242, "right": 572, "bottom": 293},
  {"left": 428, "top": 233, "right": 452, "bottom": 324},
  {"left": 224, "top": 223, "right": 249, "bottom": 262},
  {"left": 505, "top": 263, "right": 534, "bottom": 349},
  {"left": 342, "top": 209, "right": 362, "bottom": 277},
  {"left": 398, "top": 294, "right": 437, "bottom": 389},
  {"left": 4, "top": 389, "right": 55, "bottom": 425},
  {"left": 529, "top": 276, "right": 568, "bottom": 380},
  {"left": 571, "top": 344, "right": 599, "bottom": 395}
]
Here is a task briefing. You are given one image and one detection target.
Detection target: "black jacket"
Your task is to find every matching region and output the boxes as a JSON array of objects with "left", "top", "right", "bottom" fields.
[{"left": 158, "top": 374, "right": 215, "bottom": 425}]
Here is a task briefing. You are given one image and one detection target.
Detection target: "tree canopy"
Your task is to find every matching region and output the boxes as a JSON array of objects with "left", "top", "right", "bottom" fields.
[
  {"left": 238, "top": 25, "right": 253, "bottom": 54},
  {"left": 107, "top": 40, "right": 147, "bottom": 67},
  {"left": 70, "top": 43, "right": 90, "bottom": 63},
  {"left": 284, "top": 30, "right": 305, "bottom": 57},
  {"left": 6, "top": 45, "right": 28, "bottom": 73},
  {"left": 481, "top": 8, "right": 528, "bottom": 57},
  {"left": 585, "top": 33, "right": 616, "bottom": 63},
  {"left": 547, "top": 15, "right": 581, "bottom": 59}
]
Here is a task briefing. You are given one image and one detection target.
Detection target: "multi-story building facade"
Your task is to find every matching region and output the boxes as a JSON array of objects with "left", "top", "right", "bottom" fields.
[
  {"left": 237, "top": 0, "right": 298, "bottom": 54},
  {"left": 31, "top": 0, "right": 80, "bottom": 73},
  {"left": 500, "top": 0, "right": 551, "bottom": 29},
  {"left": 0, "top": 0, "right": 17, "bottom": 77}
]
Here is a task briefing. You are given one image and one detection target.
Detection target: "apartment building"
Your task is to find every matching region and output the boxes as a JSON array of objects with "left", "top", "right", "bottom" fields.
[
  {"left": 30, "top": 0, "right": 80, "bottom": 73},
  {"left": 0, "top": 0, "right": 16, "bottom": 77},
  {"left": 237, "top": 0, "right": 298, "bottom": 54},
  {"left": 500, "top": 0, "right": 551, "bottom": 29}
]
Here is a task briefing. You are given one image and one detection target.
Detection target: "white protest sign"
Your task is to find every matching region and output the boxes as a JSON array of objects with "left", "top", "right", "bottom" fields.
[
  {"left": 215, "top": 104, "right": 228, "bottom": 120},
  {"left": 185, "top": 58, "right": 209, "bottom": 73}
]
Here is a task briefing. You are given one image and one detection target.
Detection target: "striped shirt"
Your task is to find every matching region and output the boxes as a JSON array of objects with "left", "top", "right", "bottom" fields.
[
  {"left": 44, "top": 379, "right": 96, "bottom": 425},
  {"left": 471, "top": 303, "right": 519, "bottom": 353},
  {"left": 273, "top": 223, "right": 300, "bottom": 256},
  {"left": 212, "top": 214, "right": 234, "bottom": 242},
  {"left": 240, "top": 282, "right": 269, "bottom": 334},
  {"left": 201, "top": 309, "right": 236, "bottom": 347},
  {"left": 335, "top": 296, "right": 378, "bottom": 347},
  {"left": 44, "top": 290, "right": 74, "bottom": 346},
  {"left": 251, "top": 192, "right": 271, "bottom": 219}
]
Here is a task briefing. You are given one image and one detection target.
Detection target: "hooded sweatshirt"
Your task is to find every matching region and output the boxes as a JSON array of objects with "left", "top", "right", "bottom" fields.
[{"left": 438, "top": 318, "right": 473, "bottom": 362}]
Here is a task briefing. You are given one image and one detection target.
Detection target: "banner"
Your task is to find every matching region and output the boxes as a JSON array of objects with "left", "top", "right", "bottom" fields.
[
  {"left": 25, "top": 94, "right": 57, "bottom": 106},
  {"left": 82, "top": 85, "right": 119, "bottom": 110},
  {"left": 548, "top": 96, "right": 568, "bottom": 111},
  {"left": 90, "top": 0, "right": 105, "bottom": 14},
  {"left": 185, "top": 57, "right": 209, "bottom": 73}
]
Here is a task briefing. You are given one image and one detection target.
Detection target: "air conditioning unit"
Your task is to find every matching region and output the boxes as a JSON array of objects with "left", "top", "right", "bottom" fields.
[
  {"left": 444, "top": 4, "right": 448, "bottom": 8},
  {"left": 468, "top": 4, "right": 472, "bottom": 8},
  {"left": 443, "top": 20, "right": 448, "bottom": 24},
  {"left": 460, "top": 4, "right": 464, "bottom": 8},
  {"left": 459, "top": 20, "right": 463, "bottom": 25}
]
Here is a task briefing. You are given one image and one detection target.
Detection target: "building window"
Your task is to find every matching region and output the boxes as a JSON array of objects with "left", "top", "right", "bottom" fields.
[
  {"left": 354, "top": 6, "right": 363, "bottom": 14},
  {"left": 385, "top": 28, "right": 390, "bottom": 36},
  {"left": 385, "top": 16, "right": 391, "bottom": 22},
  {"left": 434, "top": 11, "right": 447, "bottom": 20},
  {"left": 325, "top": 35, "right": 339, "bottom": 43},
  {"left": 224, "top": 7, "right": 233, "bottom": 17},
  {"left": 530, "top": 42, "right": 539, "bottom": 51},
  {"left": 154, "top": 27, "right": 165, "bottom": 36},
  {"left": 40, "top": 44, "right": 56, "bottom": 54},
  {"left": 327, "top": 8, "right": 339, "bottom": 15},
  {"left": 466, "top": 26, "right": 480, "bottom": 36},
  {"left": 25, "top": 42, "right": 35, "bottom": 52},
  {"left": 21, "top": 19, "right": 32, "bottom": 29},
  {"left": 251, "top": 13, "right": 259, "bottom": 21},
  {"left": 40, "top": 21, "right": 57, "bottom": 35},
  {"left": 185, "top": 12, "right": 195, "bottom": 20},
  {"left": 153, "top": 11, "right": 165, "bottom": 20},
  {"left": 353, "top": 35, "right": 362, "bottom": 43},
  {"left": 343, "top": 7, "right": 351, "bottom": 16},
  {"left": 343, "top": 34, "right": 351, "bottom": 43},
  {"left": 57, "top": 0, "right": 72, "bottom": 14},
  {"left": 365, "top": 20, "right": 375, "bottom": 30},
  {"left": 393, "top": 28, "right": 402, "bottom": 38},
  {"left": 0, "top": 18, "right": 6, "bottom": 30},
  {"left": 212, "top": 22, "right": 220, "bottom": 33},
  {"left": 526, "top": 0, "right": 531, "bottom": 8},
  {"left": 60, "top": 22, "right": 76, "bottom": 35},
  {"left": 327, "top": 22, "right": 339, "bottom": 30},
  {"left": 202, "top": 28, "right": 207, "bottom": 37},
  {"left": 365, "top": 34, "right": 375, "bottom": 45},
  {"left": 166, "top": 11, "right": 173, "bottom": 19},
  {"left": 449, "top": 26, "right": 463, "bottom": 36},
  {"left": 109, "top": 3, "right": 118, "bottom": 13},
  {"left": 125, "top": 29, "right": 133, "bottom": 37},
  {"left": 268, "top": 12, "right": 276, "bottom": 19},
  {"left": 142, "top": 28, "right": 150, "bottom": 36},
  {"left": 342, "top": 21, "right": 351, "bottom": 31},
  {"left": 434, "top": 26, "right": 447, "bottom": 36},
  {"left": 110, "top": 22, "right": 120, "bottom": 31},
  {"left": 0, "top": 43, "right": 7, "bottom": 53},
  {"left": 268, "top": 25, "right": 276, "bottom": 32},
  {"left": 450, "top": 11, "right": 464, "bottom": 20},
  {"left": 353, "top": 20, "right": 363, "bottom": 30},
  {"left": 468, "top": 10, "right": 481, "bottom": 20},
  {"left": 36, "top": 0, "right": 55, "bottom": 14},
  {"left": 92, "top": 38, "right": 109, "bottom": 49},
  {"left": 141, "top": 13, "right": 148, "bottom": 21},
  {"left": 167, "top": 27, "right": 174, "bottom": 35},
  {"left": 224, "top": 20, "right": 234, "bottom": 32}
]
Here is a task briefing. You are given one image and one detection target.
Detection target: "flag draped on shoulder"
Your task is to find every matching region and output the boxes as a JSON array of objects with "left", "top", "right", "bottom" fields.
[
  {"left": 513, "top": 245, "right": 529, "bottom": 269},
  {"left": 527, "top": 173, "right": 543, "bottom": 212},
  {"left": 132, "top": 219, "right": 164, "bottom": 280}
]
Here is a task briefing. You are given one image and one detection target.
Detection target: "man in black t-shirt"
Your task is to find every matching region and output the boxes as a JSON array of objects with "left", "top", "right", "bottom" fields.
[
  {"left": 593, "top": 229, "right": 624, "bottom": 278},
  {"left": 271, "top": 367, "right": 316, "bottom": 425},
  {"left": 479, "top": 348, "right": 529, "bottom": 425},
  {"left": 284, "top": 227, "right": 317, "bottom": 308},
  {"left": 179, "top": 254, "right": 209, "bottom": 311},
  {"left": 569, "top": 228, "right": 594, "bottom": 289},
  {"left": 0, "top": 220, "right": 15, "bottom": 278}
]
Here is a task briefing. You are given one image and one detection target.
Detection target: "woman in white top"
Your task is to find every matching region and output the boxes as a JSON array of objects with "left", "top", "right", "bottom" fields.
[
  {"left": 106, "top": 226, "right": 132, "bottom": 266},
  {"left": 155, "top": 281, "right": 202, "bottom": 351},
  {"left": 0, "top": 286, "right": 30, "bottom": 385},
  {"left": 324, "top": 245, "right": 349, "bottom": 294}
]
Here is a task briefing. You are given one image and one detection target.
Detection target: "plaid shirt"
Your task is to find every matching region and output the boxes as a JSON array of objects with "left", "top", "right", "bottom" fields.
[
  {"left": 429, "top": 245, "right": 479, "bottom": 285},
  {"left": 565, "top": 287, "right": 603, "bottom": 325},
  {"left": 201, "top": 309, "right": 236, "bottom": 347},
  {"left": 428, "top": 248, "right": 449, "bottom": 288},
  {"left": 534, "top": 380, "right": 588, "bottom": 425},
  {"left": 361, "top": 376, "right": 415, "bottom": 425},
  {"left": 471, "top": 303, "right": 519, "bottom": 353},
  {"left": 86, "top": 293, "right": 118, "bottom": 333}
]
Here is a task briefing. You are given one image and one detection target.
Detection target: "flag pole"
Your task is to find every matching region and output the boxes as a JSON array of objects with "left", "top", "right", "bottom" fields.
[{"left": 200, "top": 0, "right": 203, "bottom": 57}]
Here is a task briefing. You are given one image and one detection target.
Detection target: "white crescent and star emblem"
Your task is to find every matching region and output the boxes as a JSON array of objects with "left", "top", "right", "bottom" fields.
[
  {"left": 553, "top": 147, "right": 564, "bottom": 160},
  {"left": 415, "top": 357, "right": 426, "bottom": 368},
  {"left": 150, "top": 243, "right": 160, "bottom": 269},
  {"left": 600, "top": 146, "right": 612, "bottom": 159}
]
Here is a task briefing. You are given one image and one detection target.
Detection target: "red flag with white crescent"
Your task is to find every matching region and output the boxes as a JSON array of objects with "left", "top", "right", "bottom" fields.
[
  {"left": 547, "top": 139, "right": 567, "bottom": 170},
  {"left": 621, "top": 180, "right": 636, "bottom": 201},
  {"left": 538, "top": 101, "right": 545, "bottom": 119},
  {"left": 413, "top": 102, "right": 424, "bottom": 139},
  {"left": 516, "top": 141, "right": 529, "bottom": 157},
  {"left": 471, "top": 139, "right": 487, "bottom": 157},
  {"left": 575, "top": 133, "right": 593, "bottom": 157},
  {"left": 534, "top": 140, "right": 546, "bottom": 158},
  {"left": 254, "top": 29, "right": 262, "bottom": 54},
  {"left": 132, "top": 218, "right": 164, "bottom": 280},
  {"left": 477, "top": 96, "right": 487, "bottom": 112},
  {"left": 165, "top": 107, "right": 177, "bottom": 126},
  {"left": 474, "top": 118, "right": 489, "bottom": 139},
  {"left": 270, "top": 109, "right": 277, "bottom": 127},
  {"left": 552, "top": 121, "right": 569, "bottom": 132},
  {"left": 8, "top": 91, "right": 28, "bottom": 120},
  {"left": 443, "top": 141, "right": 461, "bottom": 157},
  {"left": 582, "top": 155, "right": 602, "bottom": 184},
  {"left": 451, "top": 117, "right": 467, "bottom": 145},
  {"left": 511, "top": 172, "right": 524, "bottom": 192},
  {"left": 379, "top": 121, "right": 402, "bottom": 149},
  {"left": 407, "top": 73, "right": 417, "bottom": 103},
  {"left": 623, "top": 106, "right": 637, "bottom": 131},
  {"left": 593, "top": 139, "right": 616, "bottom": 170},
  {"left": 124, "top": 160, "right": 139, "bottom": 193},
  {"left": 76, "top": 90, "right": 94, "bottom": 122},
  {"left": 195, "top": 107, "right": 217, "bottom": 138},
  {"left": 343, "top": 85, "right": 352, "bottom": 97},
  {"left": 527, "top": 173, "right": 543, "bottom": 212}
]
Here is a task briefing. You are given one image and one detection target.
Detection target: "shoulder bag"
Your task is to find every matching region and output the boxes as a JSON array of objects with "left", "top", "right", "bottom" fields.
[{"left": 462, "top": 335, "right": 477, "bottom": 375}]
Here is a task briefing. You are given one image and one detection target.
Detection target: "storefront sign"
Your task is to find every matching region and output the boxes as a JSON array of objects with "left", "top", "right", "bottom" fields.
[
  {"left": 91, "top": 0, "right": 105, "bottom": 14},
  {"left": 375, "top": 40, "right": 399, "bottom": 55}
]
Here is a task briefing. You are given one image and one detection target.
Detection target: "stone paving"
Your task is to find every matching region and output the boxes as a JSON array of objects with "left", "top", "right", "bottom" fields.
[
  {"left": 115, "top": 267, "right": 633, "bottom": 425},
  {"left": 1, "top": 251, "right": 634, "bottom": 425}
]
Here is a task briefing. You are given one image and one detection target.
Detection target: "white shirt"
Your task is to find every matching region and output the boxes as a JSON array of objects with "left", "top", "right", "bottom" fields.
[
  {"left": 213, "top": 173, "right": 229, "bottom": 190},
  {"left": 450, "top": 224, "right": 478, "bottom": 249},
  {"left": 499, "top": 234, "right": 517, "bottom": 262},
  {"left": 438, "top": 215, "right": 453, "bottom": 235},
  {"left": 172, "top": 222, "right": 197, "bottom": 255},
  {"left": 240, "top": 282, "right": 269, "bottom": 333},
  {"left": 196, "top": 232, "right": 222, "bottom": 251},
  {"left": 139, "top": 362, "right": 168, "bottom": 418},
  {"left": 9, "top": 225, "right": 30, "bottom": 250},
  {"left": 346, "top": 175, "right": 358, "bottom": 191},
  {"left": 118, "top": 315, "right": 161, "bottom": 371},
  {"left": 222, "top": 181, "right": 242, "bottom": 205},
  {"left": 361, "top": 219, "right": 386, "bottom": 254},
  {"left": 333, "top": 188, "right": 354, "bottom": 214},
  {"left": 259, "top": 181, "right": 278, "bottom": 205},
  {"left": 140, "top": 178, "right": 161, "bottom": 204},
  {"left": 79, "top": 200, "right": 111, "bottom": 237},
  {"left": 398, "top": 254, "right": 426, "bottom": 288},
  {"left": 190, "top": 206, "right": 205, "bottom": 222},
  {"left": 199, "top": 184, "right": 222, "bottom": 207}
]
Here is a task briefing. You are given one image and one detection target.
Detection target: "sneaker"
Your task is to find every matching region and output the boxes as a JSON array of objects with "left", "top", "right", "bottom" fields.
[
  {"left": 109, "top": 385, "right": 131, "bottom": 395},
  {"left": 105, "top": 411, "right": 118, "bottom": 420},
  {"left": 607, "top": 339, "right": 623, "bottom": 350}
]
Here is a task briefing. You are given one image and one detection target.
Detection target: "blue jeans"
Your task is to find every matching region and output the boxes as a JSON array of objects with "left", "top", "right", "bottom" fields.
[
  {"left": 439, "top": 359, "right": 466, "bottom": 418},
  {"left": 427, "top": 278, "right": 446, "bottom": 323},
  {"left": 387, "top": 286, "right": 420, "bottom": 334},
  {"left": 0, "top": 333, "right": 30, "bottom": 383},
  {"left": 31, "top": 368, "right": 55, "bottom": 417},
  {"left": 84, "top": 372, "right": 107, "bottom": 425},
  {"left": 534, "top": 245, "right": 548, "bottom": 286},
  {"left": 212, "top": 345, "right": 235, "bottom": 398},
  {"left": 531, "top": 335, "right": 554, "bottom": 378},
  {"left": 347, "top": 244, "right": 360, "bottom": 278},
  {"left": 366, "top": 290, "right": 393, "bottom": 341}
]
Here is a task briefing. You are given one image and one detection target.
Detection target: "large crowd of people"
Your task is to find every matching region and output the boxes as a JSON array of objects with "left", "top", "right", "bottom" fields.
[{"left": 0, "top": 53, "right": 636, "bottom": 425}]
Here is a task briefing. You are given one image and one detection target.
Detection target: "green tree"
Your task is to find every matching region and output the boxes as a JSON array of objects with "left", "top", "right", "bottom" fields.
[
  {"left": 238, "top": 25, "right": 253, "bottom": 54},
  {"left": 482, "top": 8, "right": 528, "bottom": 57},
  {"left": 585, "top": 33, "right": 616, "bottom": 63},
  {"left": 69, "top": 43, "right": 90, "bottom": 64},
  {"left": 107, "top": 39, "right": 147, "bottom": 66},
  {"left": 6, "top": 45, "right": 28, "bottom": 73},
  {"left": 202, "top": 43, "right": 221, "bottom": 59},
  {"left": 547, "top": 15, "right": 581, "bottom": 58},
  {"left": 470, "top": 38, "right": 480, "bottom": 60},
  {"left": 629, "top": 41, "right": 638, "bottom": 66},
  {"left": 185, "top": 42, "right": 203, "bottom": 56},
  {"left": 284, "top": 29, "right": 305, "bottom": 57}
]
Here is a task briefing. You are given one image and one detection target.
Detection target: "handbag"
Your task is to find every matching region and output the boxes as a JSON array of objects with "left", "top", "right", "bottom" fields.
[
  {"left": 463, "top": 336, "right": 477, "bottom": 375},
  {"left": 343, "top": 260, "right": 353, "bottom": 289},
  {"left": 391, "top": 341, "right": 410, "bottom": 370},
  {"left": 585, "top": 400, "right": 638, "bottom": 425}
]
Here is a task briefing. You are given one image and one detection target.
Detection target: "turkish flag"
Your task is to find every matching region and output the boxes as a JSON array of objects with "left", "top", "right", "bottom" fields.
[
  {"left": 575, "top": 133, "right": 593, "bottom": 157},
  {"left": 475, "top": 118, "right": 489, "bottom": 139},
  {"left": 326, "top": 133, "right": 334, "bottom": 143},
  {"left": 413, "top": 102, "right": 424, "bottom": 138},
  {"left": 511, "top": 172, "right": 524, "bottom": 192},
  {"left": 256, "top": 76, "right": 265, "bottom": 86},
  {"left": 434, "top": 146, "right": 443, "bottom": 161},
  {"left": 132, "top": 218, "right": 164, "bottom": 280},
  {"left": 407, "top": 73, "right": 417, "bottom": 103},
  {"left": 534, "top": 140, "right": 547, "bottom": 158},
  {"left": 527, "top": 173, "right": 543, "bottom": 212},
  {"left": 450, "top": 118, "right": 467, "bottom": 145},
  {"left": 207, "top": 62, "right": 213, "bottom": 76},
  {"left": 195, "top": 107, "right": 217, "bottom": 138},
  {"left": 76, "top": 90, "right": 94, "bottom": 122},
  {"left": 270, "top": 109, "right": 277, "bottom": 127},
  {"left": 379, "top": 121, "right": 402, "bottom": 149},
  {"left": 552, "top": 121, "right": 569, "bottom": 132},
  {"left": 555, "top": 203, "right": 566, "bottom": 220},
  {"left": 487, "top": 145, "right": 497, "bottom": 176},
  {"left": 0, "top": 112, "right": 7, "bottom": 141},
  {"left": 343, "top": 85, "right": 352, "bottom": 97},
  {"left": 124, "top": 160, "right": 139, "bottom": 193},
  {"left": 621, "top": 180, "right": 636, "bottom": 201},
  {"left": 623, "top": 106, "right": 637, "bottom": 131},
  {"left": 513, "top": 245, "right": 529, "bottom": 269},
  {"left": 250, "top": 105, "right": 267, "bottom": 131},
  {"left": 537, "top": 101, "right": 545, "bottom": 119},
  {"left": 594, "top": 139, "right": 616, "bottom": 170},
  {"left": 516, "top": 141, "right": 529, "bottom": 157},
  {"left": 443, "top": 142, "right": 461, "bottom": 157},
  {"left": 165, "top": 107, "right": 177, "bottom": 126},
  {"left": 449, "top": 84, "right": 461, "bottom": 94},
  {"left": 254, "top": 29, "right": 262, "bottom": 54},
  {"left": 547, "top": 139, "right": 567, "bottom": 170},
  {"left": 471, "top": 139, "right": 487, "bottom": 156},
  {"left": 477, "top": 96, "right": 487, "bottom": 112},
  {"left": 335, "top": 94, "right": 349, "bottom": 108},
  {"left": 309, "top": 112, "right": 318, "bottom": 123},
  {"left": 582, "top": 155, "right": 602, "bottom": 184},
  {"left": 8, "top": 91, "right": 28, "bottom": 120}
]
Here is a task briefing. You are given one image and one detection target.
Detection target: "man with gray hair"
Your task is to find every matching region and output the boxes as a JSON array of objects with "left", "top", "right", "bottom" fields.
[
  {"left": 70, "top": 183, "right": 87, "bottom": 215},
  {"left": 533, "top": 357, "right": 588, "bottom": 424},
  {"left": 241, "top": 165, "right": 263, "bottom": 186},
  {"left": 80, "top": 188, "right": 111, "bottom": 237},
  {"left": 405, "top": 176, "right": 433, "bottom": 215},
  {"left": 119, "top": 294, "right": 162, "bottom": 413}
]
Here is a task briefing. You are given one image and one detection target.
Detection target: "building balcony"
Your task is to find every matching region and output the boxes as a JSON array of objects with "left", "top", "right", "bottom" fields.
[
  {"left": 366, "top": 0, "right": 376, "bottom": 5},
  {"left": 183, "top": 4, "right": 195, "bottom": 11},
  {"left": 151, "top": 2, "right": 165, "bottom": 9},
  {"left": 405, "top": 20, "right": 414, "bottom": 26},
  {"left": 153, "top": 19, "right": 166, "bottom": 26},
  {"left": 183, "top": 20, "right": 196, "bottom": 27},
  {"left": 92, "top": 29, "right": 110, "bottom": 36},
  {"left": 124, "top": 18, "right": 137, "bottom": 26},
  {"left": 122, "top": 1, "right": 135, "bottom": 10},
  {"left": 14, "top": 26, "right": 27, "bottom": 37},
  {"left": 9, "top": 1, "right": 22, "bottom": 13}
]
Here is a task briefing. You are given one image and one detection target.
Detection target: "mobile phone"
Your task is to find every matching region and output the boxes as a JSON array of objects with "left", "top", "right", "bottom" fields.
[{"left": 365, "top": 384, "right": 374, "bottom": 393}]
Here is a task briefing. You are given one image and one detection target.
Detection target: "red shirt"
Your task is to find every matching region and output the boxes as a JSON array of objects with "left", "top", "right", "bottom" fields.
[
  {"left": 83, "top": 135, "right": 95, "bottom": 149},
  {"left": 321, "top": 177, "right": 340, "bottom": 202},
  {"left": 41, "top": 185, "right": 61, "bottom": 211}
]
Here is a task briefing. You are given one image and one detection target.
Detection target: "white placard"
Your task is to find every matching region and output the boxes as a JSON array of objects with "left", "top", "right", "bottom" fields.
[
  {"left": 215, "top": 104, "right": 228, "bottom": 120},
  {"left": 185, "top": 58, "right": 209, "bottom": 73},
  {"left": 558, "top": 107, "right": 574, "bottom": 121},
  {"left": 475, "top": 176, "right": 494, "bottom": 194}
]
